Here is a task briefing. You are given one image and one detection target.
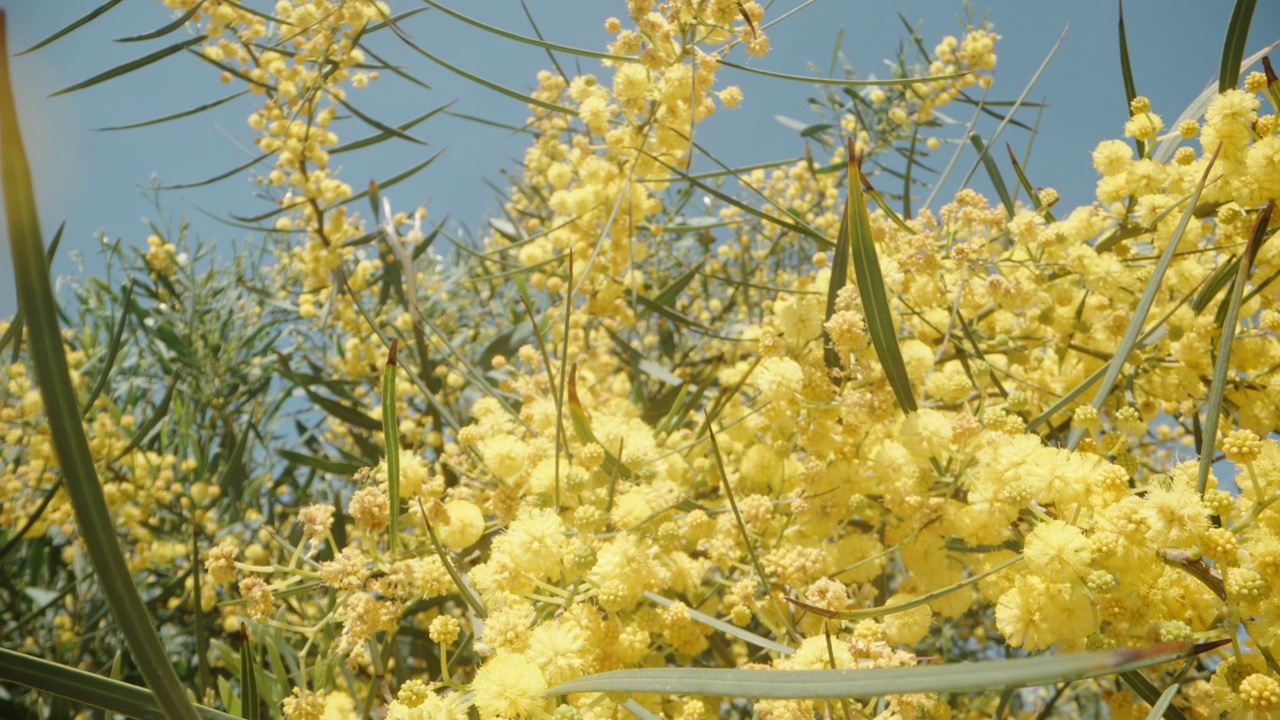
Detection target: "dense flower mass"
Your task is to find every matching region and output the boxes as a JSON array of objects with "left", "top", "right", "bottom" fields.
[{"left": 4, "top": 1, "right": 1280, "bottom": 719}]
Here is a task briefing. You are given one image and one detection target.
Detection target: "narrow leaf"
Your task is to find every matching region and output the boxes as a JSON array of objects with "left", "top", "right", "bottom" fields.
[
  {"left": 52, "top": 37, "right": 203, "bottom": 96},
  {"left": 644, "top": 592, "right": 793, "bottom": 656},
  {"left": 417, "top": 499, "right": 488, "bottom": 618},
  {"left": 846, "top": 143, "right": 917, "bottom": 413},
  {"left": 277, "top": 449, "right": 365, "bottom": 476},
  {"left": 1117, "top": 1, "right": 1146, "bottom": 158},
  {"left": 1069, "top": 145, "right": 1221, "bottom": 451},
  {"left": 968, "top": 131, "right": 1014, "bottom": 217},
  {"left": 1198, "top": 201, "right": 1272, "bottom": 495},
  {"left": 116, "top": 0, "right": 207, "bottom": 42},
  {"left": 17, "top": 0, "right": 125, "bottom": 55},
  {"left": 1, "top": 12, "right": 199, "bottom": 720},
  {"left": 94, "top": 91, "right": 247, "bottom": 131},
  {"left": 824, "top": 200, "right": 852, "bottom": 379},
  {"left": 721, "top": 59, "right": 970, "bottom": 87},
  {"left": 239, "top": 625, "right": 259, "bottom": 720},
  {"left": 336, "top": 97, "right": 429, "bottom": 147},
  {"left": 331, "top": 100, "right": 452, "bottom": 154},
  {"left": 547, "top": 642, "right": 1228, "bottom": 699},
  {"left": 1219, "top": 0, "right": 1258, "bottom": 92},
  {"left": 0, "top": 647, "right": 238, "bottom": 720},
  {"left": 420, "top": 0, "right": 635, "bottom": 63},
  {"left": 394, "top": 33, "right": 577, "bottom": 116},
  {"left": 382, "top": 339, "right": 401, "bottom": 555}
]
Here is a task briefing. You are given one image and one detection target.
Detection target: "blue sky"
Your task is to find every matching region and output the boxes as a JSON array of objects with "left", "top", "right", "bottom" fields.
[{"left": 2, "top": 1, "right": 1279, "bottom": 320}]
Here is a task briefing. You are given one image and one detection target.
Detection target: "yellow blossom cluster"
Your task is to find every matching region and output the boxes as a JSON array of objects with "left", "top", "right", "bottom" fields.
[{"left": 10, "top": 1, "right": 1280, "bottom": 719}]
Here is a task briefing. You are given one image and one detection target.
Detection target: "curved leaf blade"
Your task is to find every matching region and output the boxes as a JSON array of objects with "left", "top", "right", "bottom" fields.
[
  {"left": 52, "top": 37, "right": 203, "bottom": 96},
  {"left": 846, "top": 144, "right": 916, "bottom": 413},
  {"left": 547, "top": 642, "right": 1227, "bottom": 699},
  {"left": 1, "top": 12, "right": 200, "bottom": 720}
]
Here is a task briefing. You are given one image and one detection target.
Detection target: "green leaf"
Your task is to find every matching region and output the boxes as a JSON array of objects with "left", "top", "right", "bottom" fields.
[
  {"left": 706, "top": 420, "right": 798, "bottom": 643},
  {"left": 94, "top": 91, "right": 247, "bottom": 132},
  {"left": 968, "top": 131, "right": 1013, "bottom": 218},
  {"left": 721, "top": 59, "right": 970, "bottom": 87},
  {"left": 567, "top": 365, "right": 637, "bottom": 481},
  {"left": 394, "top": 33, "right": 577, "bottom": 116},
  {"left": 644, "top": 592, "right": 793, "bottom": 656},
  {"left": 1198, "top": 201, "right": 1273, "bottom": 495},
  {"left": 156, "top": 152, "right": 270, "bottom": 191},
  {"left": 547, "top": 642, "right": 1227, "bottom": 699},
  {"left": 382, "top": 340, "right": 401, "bottom": 555},
  {"left": 1005, "top": 143, "right": 1057, "bottom": 222},
  {"left": 17, "top": 0, "right": 125, "bottom": 55},
  {"left": 277, "top": 449, "right": 365, "bottom": 476},
  {"left": 1122, "top": 670, "right": 1187, "bottom": 720},
  {"left": 0, "top": 12, "right": 199, "bottom": 720},
  {"left": 304, "top": 387, "right": 382, "bottom": 432},
  {"left": 417, "top": 498, "right": 488, "bottom": 618},
  {"left": 52, "top": 37, "right": 204, "bottom": 96},
  {"left": 79, "top": 283, "right": 133, "bottom": 416},
  {"left": 420, "top": 0, "right": 636, "bottom": 64},
  {"left": 116, "top": 0, "right": 207, "bottom": 42},
  {"left": 1068, "top": 147, "right": 1221, "bottom": 451},
  {"left": 1117, "top": 1, "right": 1145, "bottom": 158},
  {"left": 332, "top": 100, "right": 453, "bottom": 154},
  {"left": 336, "top": 97, "right": 430, "bottom": 147},
  {"left": 1219, "top": 0, "right": 1258, "bottom": 92},
  {"left": 846, "top": 150, "right": 917, "bottom": 413},
  {"left": 0, "top": 647, "right": 237, "bottom": 720},
  {"left": 929, "top": 28, "right": 1064, "bottom": 211},
  {"left": 824, "top": 199, "right": 852, "bottom": 380},
  {"left": 239, "top": 625, "right": 260, "bottom": 720},
  {"left": 829, "top": 554, "right": 1021, "bottom": 621}
]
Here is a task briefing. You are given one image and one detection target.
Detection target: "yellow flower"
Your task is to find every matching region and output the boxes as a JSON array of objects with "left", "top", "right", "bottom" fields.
[
  {"left": 437, "top": 499, "right": 485, "bottom": 550},
  {"left": 470, "top": 653, "right": 549, "bottom": 720},
  {"left": 1023, "top": 520, "right": 1092, "bottom": 581}
]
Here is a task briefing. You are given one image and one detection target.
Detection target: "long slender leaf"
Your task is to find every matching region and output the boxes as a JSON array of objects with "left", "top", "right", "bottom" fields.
[
  {"left": 156, "top": 152, "right": 271, "bottom": 191},
  {"left": 331, "top": 100, "right": 452, "bottom": 154},
  {"left": 417, "top": 499, "right": 488, "bottom": 618},
  {"left": 393, "top": 33, "right": 577, "bottom": 116},
  {"left": 1117, "top": 1, "right": 1146, "bottom": 158},
  {"left": 94, "top": 91, "right": 247, "bottom": 132},
  {"left": 17, "top": 0, "right": 126, "bottom": 55},
  {"left": 720, "top": 59, "right": 969, "bottom": 87},
  {"left": 1219, "top": 0, "right": 1258, "bottom": 92},
  {"left": 824, "top": 198, "right": 852, "bottom": 379},
  {"left": 0, "top": 12, "right": 200, "bottom": 720},
  {"left": 1198, "top": 201, "right": 1272, "bottom": 495},
  {"left": 644, "top": 592, "right": 793, "bottom": 656},
  {"left": 846, "top": 145, "right": 917, "bottom": 413},
  {"left": 79, "top": 283, "right": 133, "bottom": 415},
  {"left": 941, "top": 27, "right": 1065, "bottom": 210},
  {"left": 52, "top": 37, "right": 203, "bottom": 96},
  {"left": 239, "top": 625, "right": 259, "bottom": 720},
  {"left": 336, "top": 97, "right": 429, "bottom": 147},
  {"left": 277, "top": 449, "right": 365, "bottom": 476},
  {"left": 382, "top": 340, "right": 401, "bottom": 554},
  {"left": 1006, "top": 143, "right": 1057, "bottom": 222},
  {"left": 116, "top": 0, "right": 207, "bottom": 42},
  {"left": 1069, "top": 145, "right": 1221, "bottom": 451},
  {"left": 1122, "top": 670, "right": 1187, "bottom": 720},
  {"left": 968, "top": 131, "right": 1013, "bottom": 218},
  {"left": 706, "top": 417, "right": 799, "bottom": 643},
  {"left": 420, "top": 0, "right": 636, "bottom": 63},
  {"left": 0, "top": 648, "right": 237, "bottom": 720},
  {"left": 547, "top": 641, "right": 1228, "bottom": 699}
]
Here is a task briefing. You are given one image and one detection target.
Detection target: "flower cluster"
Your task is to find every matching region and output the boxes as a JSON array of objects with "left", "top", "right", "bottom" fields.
[{"left": 7, "top": 1, "right": 1280, "bottom": 719}]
